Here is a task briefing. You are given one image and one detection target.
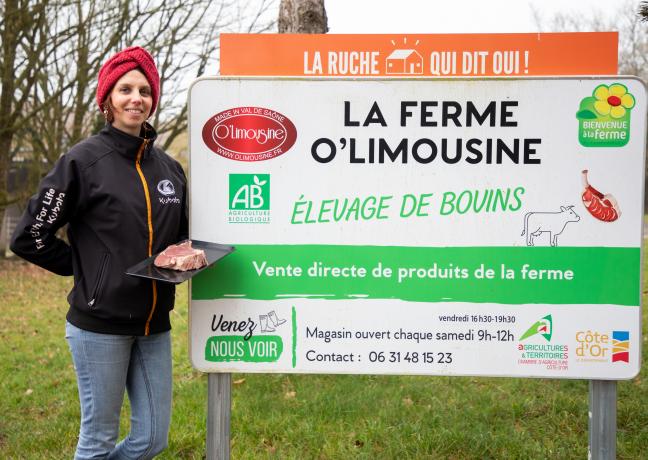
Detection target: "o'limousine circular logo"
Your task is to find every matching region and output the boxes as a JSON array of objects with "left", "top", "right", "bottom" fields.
[{"left": 202, "top": 107, "right": 297, "bottom": 161}]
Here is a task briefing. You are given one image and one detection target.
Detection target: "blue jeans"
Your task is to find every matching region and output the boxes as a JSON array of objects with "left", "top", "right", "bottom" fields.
[{"left": 65, "top": 322, "right": 172, "bottom": 459}]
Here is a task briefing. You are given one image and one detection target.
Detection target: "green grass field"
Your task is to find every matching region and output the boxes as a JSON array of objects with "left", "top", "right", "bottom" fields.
[{"left": 1, "top": 258, "right": 646, "bottom": 459}]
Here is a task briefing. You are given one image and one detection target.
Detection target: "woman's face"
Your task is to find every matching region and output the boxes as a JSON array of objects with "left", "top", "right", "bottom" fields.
[{"left": 108, "top": 69, "right": 152, "bottom": 136}]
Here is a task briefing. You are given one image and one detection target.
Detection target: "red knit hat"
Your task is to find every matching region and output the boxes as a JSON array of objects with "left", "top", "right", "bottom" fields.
[{"left": 96, "top": 46, "right": 160, "bottom": 115}]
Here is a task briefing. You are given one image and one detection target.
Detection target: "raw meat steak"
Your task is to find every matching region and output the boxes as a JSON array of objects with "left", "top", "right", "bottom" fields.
[
  {"left": 581, "top": 170, "right": 620, "bottom": 222},
  {"left": 154, "top": 241, "right": 207, "bottom": 271}
]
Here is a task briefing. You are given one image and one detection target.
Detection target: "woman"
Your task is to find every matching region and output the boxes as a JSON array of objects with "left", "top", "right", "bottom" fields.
[{"left": 11, "top": 46, "right": 187, "bottom": 459}]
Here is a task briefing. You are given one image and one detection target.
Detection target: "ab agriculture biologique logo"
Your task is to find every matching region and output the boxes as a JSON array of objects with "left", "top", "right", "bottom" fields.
[{"left": 228, "top": 174, "right": 270, "bottom": 224}]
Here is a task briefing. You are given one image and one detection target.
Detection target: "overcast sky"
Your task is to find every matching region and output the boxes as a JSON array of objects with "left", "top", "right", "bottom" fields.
[{"left": 325, "top": 0, "right": 641, "bottom": 33}]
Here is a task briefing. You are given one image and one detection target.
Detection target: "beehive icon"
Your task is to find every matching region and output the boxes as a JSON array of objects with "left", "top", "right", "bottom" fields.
[{"left": 386, "top": 49, "right": 423, "bottom": 75}]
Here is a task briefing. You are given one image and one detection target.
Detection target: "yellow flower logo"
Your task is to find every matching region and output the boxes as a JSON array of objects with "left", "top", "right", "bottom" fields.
[{"left": 593, "top": 83, "right": 635, "bottom": 119}]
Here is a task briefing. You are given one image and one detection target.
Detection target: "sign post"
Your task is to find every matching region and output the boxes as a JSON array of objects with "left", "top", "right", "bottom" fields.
[
  {"left": 190, "top": 76, "right": 644, "bottom": 456},
  {"left": 190, "top": 33, "right": 632, "bottom": 458},
  {"left": 206, "top": 373, "right": 230, "bottom": 459},
  {"left": 589, "top": 380, "right": 617, "bottom": 459}
]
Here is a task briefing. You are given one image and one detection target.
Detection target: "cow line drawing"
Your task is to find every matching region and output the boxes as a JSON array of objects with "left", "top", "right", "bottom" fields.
[{"left": 521, "top": 206, "right": 581, "bottom": 247}]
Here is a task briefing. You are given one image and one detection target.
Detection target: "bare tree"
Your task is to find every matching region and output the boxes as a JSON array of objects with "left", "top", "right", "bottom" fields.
[
  {"left": 0, "top": 0, "right": 55, "bottom": 209},
  {"left": 532, "top": 0, "right": 648, "bottom": 80},
  {"left": 278, "top": 0, "right": 327, "bottom": 33},
  {"left": 1, "top": 0, "right": 277, "bottom": 232}
]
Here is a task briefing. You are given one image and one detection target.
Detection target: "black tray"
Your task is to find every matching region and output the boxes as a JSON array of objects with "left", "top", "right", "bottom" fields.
[{"left": 125, "top": 240, "right": 235, "bottom": 284}]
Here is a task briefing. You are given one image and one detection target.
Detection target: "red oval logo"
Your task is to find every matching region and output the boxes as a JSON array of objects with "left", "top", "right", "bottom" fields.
[{"left": 202, "top": 107, "right": 297, "bottom": 161}]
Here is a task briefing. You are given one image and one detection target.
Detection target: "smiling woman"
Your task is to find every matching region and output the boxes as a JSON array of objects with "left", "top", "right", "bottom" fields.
[{"left": 10, "top": 46, "right": 188, "bottom": 460}]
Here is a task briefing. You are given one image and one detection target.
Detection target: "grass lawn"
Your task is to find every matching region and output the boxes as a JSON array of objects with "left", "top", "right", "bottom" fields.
[{"left": 1, "top": 258, "right": 646, "bottom": 459}]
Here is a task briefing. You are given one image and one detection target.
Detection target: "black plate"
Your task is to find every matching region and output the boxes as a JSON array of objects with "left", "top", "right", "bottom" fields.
[{"left": 125, "top": 240, "right": 235, "bottom": 284}]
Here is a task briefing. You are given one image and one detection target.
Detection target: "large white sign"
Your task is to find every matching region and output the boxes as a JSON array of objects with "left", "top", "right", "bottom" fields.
[{"left": 188, "top": 77, "right": 645, "bottom": 379}]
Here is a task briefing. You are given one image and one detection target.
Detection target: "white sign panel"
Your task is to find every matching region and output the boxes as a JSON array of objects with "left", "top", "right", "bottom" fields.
[{"left": 189, "top": 77, "right": 645, "bottom": 379}]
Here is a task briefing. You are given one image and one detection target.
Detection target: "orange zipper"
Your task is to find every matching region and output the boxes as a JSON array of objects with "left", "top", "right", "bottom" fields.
[{"left": 135, "top": 139, "right": 157, "bottom": 335}]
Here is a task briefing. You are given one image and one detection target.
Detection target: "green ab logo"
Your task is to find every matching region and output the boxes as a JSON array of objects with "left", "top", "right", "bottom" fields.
[{"left": 229, "top": 174, "right": 270, "bottom": 210}]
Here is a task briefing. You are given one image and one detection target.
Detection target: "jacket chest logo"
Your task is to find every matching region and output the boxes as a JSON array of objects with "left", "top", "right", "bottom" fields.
[
  {"left": 157, "top": 179, "right": 175, "bottom": 196},
  {"left": 157, "top": 179, "right": 181, "bottom": 205}
]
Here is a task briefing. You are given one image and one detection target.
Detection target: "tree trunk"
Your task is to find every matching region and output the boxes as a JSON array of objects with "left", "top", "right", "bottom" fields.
[
  {"left": 0, "top": 0, "right": 20, "bottom": 228},
  {"left": 71, "top": 0, "right": 92, "bottom": 146},
  {"left": 0, "top": 0, "right": 277, "bottom": 234},
  {"left": 278, "top": 0, "right": 328, "bottom": 33}
]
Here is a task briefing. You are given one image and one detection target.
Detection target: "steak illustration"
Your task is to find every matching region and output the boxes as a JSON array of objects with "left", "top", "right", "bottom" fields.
[
  {"left": 581, "top": 170, "right": 620, "bottom": 222},
  {"left": 154, "top": 241, "right": 207, "bottom": 271}
]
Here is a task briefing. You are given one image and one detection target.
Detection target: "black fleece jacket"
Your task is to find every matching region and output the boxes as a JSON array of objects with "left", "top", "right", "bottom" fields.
[{"left": 11, "top": 124, "right": 188, "bottom": 335}]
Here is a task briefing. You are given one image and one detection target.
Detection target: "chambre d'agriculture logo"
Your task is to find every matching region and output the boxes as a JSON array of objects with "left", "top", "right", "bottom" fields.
[
  {"left": 517, "top": 315, "right": 569, "bottom": 371},
  {"left": 228, "top": 174, "right": 270, "bottom": 224}
]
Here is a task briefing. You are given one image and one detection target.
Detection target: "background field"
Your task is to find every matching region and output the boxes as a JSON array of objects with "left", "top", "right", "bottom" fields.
[{"left": 0, "top": 258, "right": 646, "bottom": 459}]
